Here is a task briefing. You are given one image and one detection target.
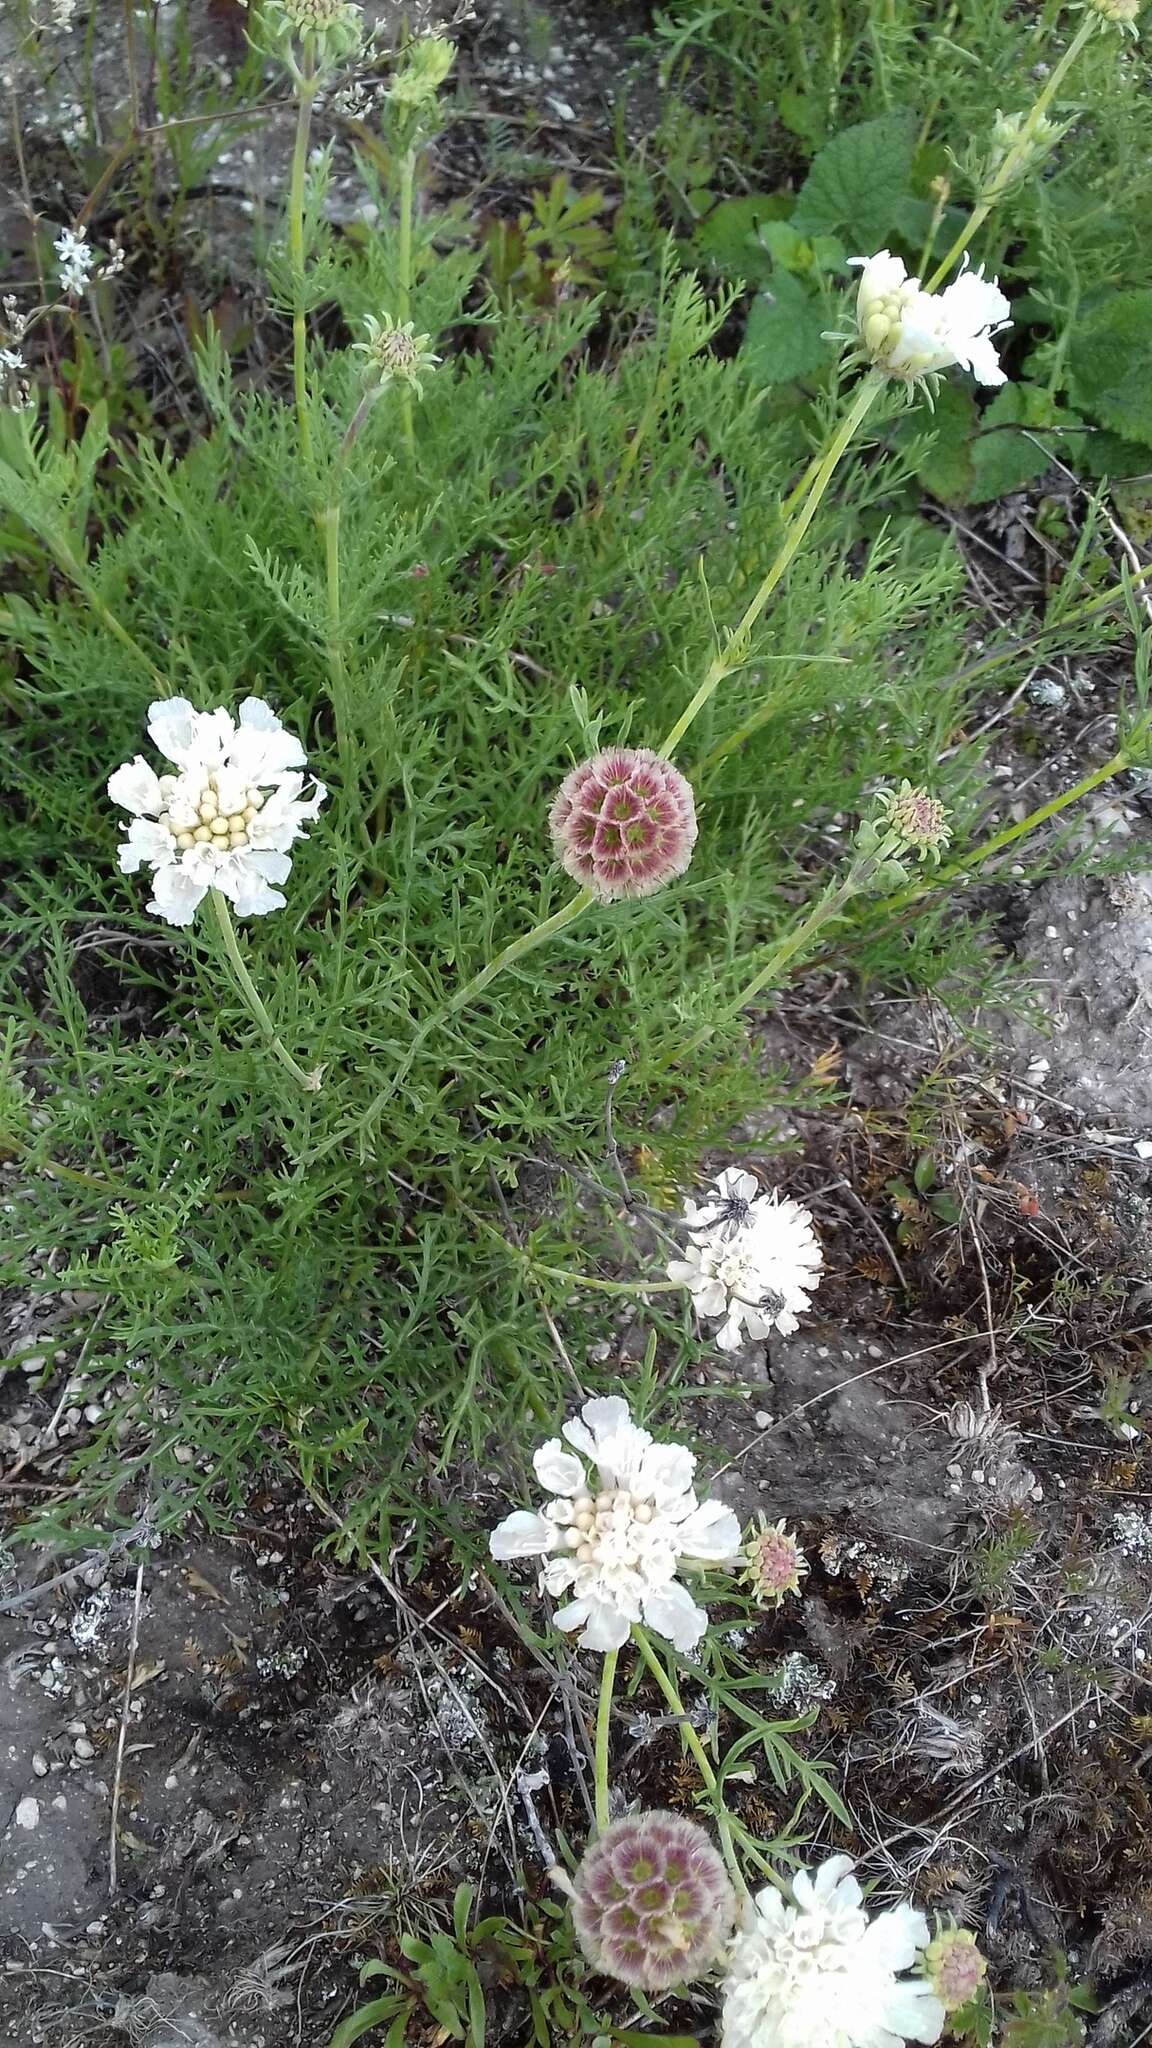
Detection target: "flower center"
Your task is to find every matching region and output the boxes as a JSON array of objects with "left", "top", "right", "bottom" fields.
[
  {"left": 562, "top": 1488, "right": 656, "bottom": 1567},
  {"left": 159, "top": 769, "right": 264, "bottom": 856}
]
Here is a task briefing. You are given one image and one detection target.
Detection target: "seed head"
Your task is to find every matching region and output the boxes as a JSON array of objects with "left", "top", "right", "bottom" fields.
[
  {"left": 1089, "top": 0, "right": 1140, "bottom": 28},
  {"left": 922, "top": 1925, "right": 988, "bottom": 2010},
  {"left": 744, "top": 1518, "right": 807, "bottom": 1605},
  {"left": 352, "top": 313, "right": 440, "bottom": 394},
  {"left": 388, "top": 34, "right": 456, "bottom": 107},
  {"left": 572, "top": 1811, "right": 736, "bottom": 1989},
  {"left": 549, "top": 748, "right": 698, "bottom": 902},
  {"left": 876, "top": 781, "right": 951, "bottom": 862}
]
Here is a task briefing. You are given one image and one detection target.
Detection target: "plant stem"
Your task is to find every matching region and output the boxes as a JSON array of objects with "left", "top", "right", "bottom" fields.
[
  {"left": 345, "top": 888, "right": 595, "bottom": 1150},
  {"left": 318, "top": 500, "right": 359, "bottom": 808},
  {"left": 658, "top": 375, "right": 883, "bottom": 759},
  {"left": 288, "top": 53, "right": 318, "bottom": 469},
  {"left": 698, "top": 560, "right": 1152, "bottom": 782},
  {"left": 925, "top": 11, "right": 1098, "bottom": 289},
  {"left": 396, "top": 145, "right": 417, "bottom": 458},
  {"left": 209, "top": 889, "right": 320, "bottom": 1092},
  {"left": 594, "top": 1649, "right": 618, "bottom": 1832},
  {"left": 630, "top": 1626, "right": 748, "bottom": 1898},
  {"left": 888, "top": 740, "right": 1139, "bottom": 915},
  {"left": 655, "top": 869, "right": 858, "bottom": 1075}
]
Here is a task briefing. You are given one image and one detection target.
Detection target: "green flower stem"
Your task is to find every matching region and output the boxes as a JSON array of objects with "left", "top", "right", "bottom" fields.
[
  {"left": 630, "top": 1626, "right": 749, "bottom": 1899},
  {"left": 594, "top": 1648, "right": 619, "bottom": 1832},
  {"left": 288, "top": 52, "right": 318, "bottom": 469},
  {"left": 347, "top": 888, "right": 594, "bottom": 1149},
  {"left": 884, "top": 738, "right": 1141, "bottom": 917},
  {"left": 396, "top": 145, "right": 418, "bottom": 459},
  {"left": 443, "top": 885, "right": 594, "bottom": 1016},
  {"left": 658, "top": 375, "right": 883, "bottom": 760},
  {"left": 317, "top": 500, "right": 360, "bottom": 814},
  {"left": 696, "top": 561, "right": 1152, "bottom": 783},
  {"left": 925, "top": 10, "right": 1099, "bottom": 290},
  {"left": 653, "top": 867, "right": 862, "bottom": 1077},
  {"left": 209, "top": 888, "right": 320, "bottom": 1092}
]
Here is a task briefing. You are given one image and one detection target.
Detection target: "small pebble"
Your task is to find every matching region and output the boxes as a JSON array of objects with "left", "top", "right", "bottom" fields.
[
  {"left": 73, "top": 1737, "right": 95, "bottom": 1760},
  {"left": 14, "top": 1797, "right": 40, "bottom": 1830},
  {"left": 31, "top": 1753, "right": 48, "bottom": 1777}
]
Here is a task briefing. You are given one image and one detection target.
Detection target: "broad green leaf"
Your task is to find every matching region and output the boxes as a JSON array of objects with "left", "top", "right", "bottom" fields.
[
  {"left": 791, "top": 113, "right": 917, "bottom": 247},
  {"left": 1067, "top": 290, "right": 1152, "bottom": 447},
  {"left": 740, "top": 273, "right": 832, "bottom": 386},
  {"left": 908, "top": 383, "right": 977, "bottom": 503},
  {"left": 327, "top": 1995, "right": 409, "bottom": 2048},
  {"left": 694, "top": 195, "right": 791, "bottom": 281}
]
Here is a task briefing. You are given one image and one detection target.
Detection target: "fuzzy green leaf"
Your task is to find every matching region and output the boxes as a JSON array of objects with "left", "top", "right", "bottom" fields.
[
  {"left": 1067, "top": 290, "right": 1152, "bottom": 448},
  {"left": 740, "top": 273, "right": 832, "bottom": 385},
  {"left": 791, "top": 112, "right": 918, "bottom": 247}
]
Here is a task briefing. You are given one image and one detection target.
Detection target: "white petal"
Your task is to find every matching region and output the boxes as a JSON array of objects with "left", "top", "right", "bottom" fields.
[
  {"left": 634, "top": 1441, "right": 696, "bottom": 1506},
  {"left": 533, "top": 1441, "right": 585, "bottom": 1495},
  {"left": 219, "top": 857, "right": 288, "bottom": 917},
  {"left": 489, "top": 1510, "right": 555, "bottom": 1561},
  {"left": 860, "top": 1903, "right": 931, "bottom": 1973},
  {"left": 641, "top": 1579, "right": 709, "bottom": 1652},
  {"left": 107, "top": 756, "right": 164, "bottom": 815},
  {"left": 880, "top": 1985, "right": 946, "bottom": 2045},
  {"left": 148, "top": 697, "right": 233, "bottom": 768},
  {"left": 939, "top": 268, "right": 1010, "bottom": 332},
  {"left": 542, "top": 1556, "right": 577, "bottom": 1595},
  {"left": 958, "top": 332, "right": 1006, "bottom": 385},
  {"left": 229, "top": 699, "right": 307, "bottom": 780},
  {"left": 146, "top": 864, "right": 207, "bottom": 927},
  {"left": 555, "top": 1596, "right": 631, "bottom": 1652},
  {"left": 667, "top": 1256, "right": 701, "bottom": 1286},
  {"left": 676, "top": 1499, "right": 742, "bottom": 1562},
  {"left": 118, "top": 817, "right": 173, "bottom": 874},
  {"left": 577, "top": 1395, "right": 632, "bottom": 1441},
  {"left": 715, "top": 1313, "right": 747, "bottom": 1352},
  {"left": 808, "top": 1854, "right": 859, "bottom": 1904}
]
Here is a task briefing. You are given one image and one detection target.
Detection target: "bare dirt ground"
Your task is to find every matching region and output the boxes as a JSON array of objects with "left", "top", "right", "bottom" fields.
[{"left": 3, "top": 3, "right": 1152, "bottom": 2045}]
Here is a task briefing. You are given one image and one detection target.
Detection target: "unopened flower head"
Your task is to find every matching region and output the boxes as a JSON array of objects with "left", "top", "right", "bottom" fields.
[
  {"left": 745, "top": 1518, "right": 807, "bottom": 1605},
  {"left": 572, "top": 1811, "right": 736, "bottom": 1990},
  {"left": 721, "top": 1856, "right": 945, "bottom": 2048},
  {"left": 922, "top": 1926, "right": 987, "bottom": 2012},
  {"left": 850, "top": 251, "right": 1010, "bottom": 389},
  {"left": 549, "top": 748, "right": 698, "bottom": 902},
  {"left": 1089, "top": 0, "right": 1140, "bottom": 30},
  {"left": 108, "top": 698, "right": 326, "bottom": 927},
  {"left": 986, "top": 108, "right": 1063, "bottom": 188},
  {"left": 668, "top": 1169, "right": 823, "bottom": 1352},
  {"left": 875, "top": 781, "right": 951, "bottom": 862},
  {"left": 388, "top": 34, "right": 456, "bottom": 108},
  {"left": 488, "top": 1395, "right": 741, "bottom": 1653},
  {"left": 54, "top": 225, "right": 96, "bottom": 298},
  {"left": 353, "top": 313, "right": 440, "bottom": 395},
  {"left": 259, "top": 0, "right": 362, "bottom": 71}
]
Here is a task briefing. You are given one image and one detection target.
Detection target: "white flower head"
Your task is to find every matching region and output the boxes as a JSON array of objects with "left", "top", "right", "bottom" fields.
[
  {"left": 849, "top": 250, "right": 1010, "bottom": 389},
  {"left": 108, "top": 697, "right": 326, "bottom": 927},
  {"left": 488, "top": 1395, "right": 741, "bottom": 1654},
  {"left": 668, "top": 1170, "right": 823, "bottom": 1352},
  {"left": 721, "top": 1856, "right": 946, "bottom": 2048},
  {"left": 54, "top": 225, "right": 96, "bottom": 298}
]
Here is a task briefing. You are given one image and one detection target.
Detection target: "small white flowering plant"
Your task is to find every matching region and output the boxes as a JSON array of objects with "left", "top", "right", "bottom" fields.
[
  {"left": 489, "top": 1393, "right": 741, "bottom": 1652},
  {"left": 108, "top": 697, "right": 326, "bottom": 1089},
  {"left": 108, "top": 696, "right": 326, "bottom": 928}
]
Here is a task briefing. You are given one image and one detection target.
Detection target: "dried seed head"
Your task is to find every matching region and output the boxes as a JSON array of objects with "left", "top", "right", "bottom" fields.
[
  {"left": 922, "top": 1925, "right": 988, "bottom": 2010},
  {"left": 572, "top": 1810, "right": 736, "bottom": 1989},
  {"left": 744, "top": 1517, "right": 807, "bottom": 1605},
  {"left": 549, "top": 748, "right": 698, "bottom": 901}
]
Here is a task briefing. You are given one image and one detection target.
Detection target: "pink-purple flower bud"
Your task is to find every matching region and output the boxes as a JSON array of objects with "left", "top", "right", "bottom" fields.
[
  {"left": 923, "top": 1925, "right": 988, "bottom": 2010},
  {"left": 549, "top": 748, "right": 698, "bottom": 902},
  {"left": 571, "top": 1809, "right": 735, "bottom": 1990}
]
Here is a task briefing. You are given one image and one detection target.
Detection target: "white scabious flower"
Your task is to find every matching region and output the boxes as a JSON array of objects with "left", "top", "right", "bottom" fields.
[
  {"left": 668, "top": 1169, "right": 823, "bottom": 1352},
  {"left": 850, "top": 250, "right": 1010, "bottom": 388},
  {"left": 54, "top": 225, "right": 96, "bottom": 298},
  {"left": 108, "top": 697, "right": 326, "bottom": 927},
  {"left": 488, "top": 1395, "right": 741, "bottom": 1653},
  {"left": 721, "top": 1857, "right": 946, "bottom": 2048}
]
